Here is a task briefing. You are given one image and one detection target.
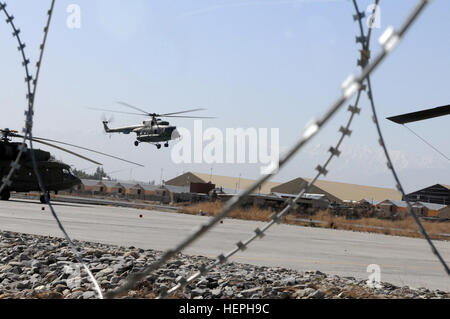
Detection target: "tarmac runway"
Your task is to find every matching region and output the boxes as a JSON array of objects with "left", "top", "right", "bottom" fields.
[{"left": 1, "top": 199, "right": 449, "bottom": 291}]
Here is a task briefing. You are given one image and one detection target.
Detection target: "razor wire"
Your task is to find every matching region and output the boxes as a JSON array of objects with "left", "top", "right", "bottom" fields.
[
  {"left": 158, "top": 0, "right": 381, "bottom": 299},
  {"left": 0, "top": 1, "right": 104, "bottom": 298},
  {"left": 107, "top": 0, "right": 436, "bottom": 299},
  {"left": 1, "top": 0, "right": 446, "bottom": 300},
  {"left": 367, "top": 80, "right": 450, "bottom": 276},
  {"left": 355, "top": 0, "right": 450, "bottom": 275},
  {"left": 0, "top": 2, "right": 33, "bottom": 196}
]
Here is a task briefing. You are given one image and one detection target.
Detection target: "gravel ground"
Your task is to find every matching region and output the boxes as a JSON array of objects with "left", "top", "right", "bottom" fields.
[{"left": 0, "top": 230, "right": 448, "bottom": 299}]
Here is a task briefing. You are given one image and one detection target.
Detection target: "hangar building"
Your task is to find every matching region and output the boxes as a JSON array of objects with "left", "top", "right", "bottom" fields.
[
  {"left": 270, "top": 177, "right": 401, "bottom": 203},
  {"left": 404, "top": 184, "right": 450, "bottom": 205}
]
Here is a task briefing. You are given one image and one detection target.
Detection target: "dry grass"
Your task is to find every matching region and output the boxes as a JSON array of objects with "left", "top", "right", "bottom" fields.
[
  {"left": 178, "top": 203, "right": 449, "bottom": 241},
  {"left": 178, "top": 202, "right": 274, "bottom": 222},
  {"left": 286, "top": 210, "right": 450, "bottom": 240}
]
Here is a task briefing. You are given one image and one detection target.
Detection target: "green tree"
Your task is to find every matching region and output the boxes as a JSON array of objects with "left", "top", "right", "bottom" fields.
[{"left": 72, "top": 167, "right": 110, "bottom": 180}]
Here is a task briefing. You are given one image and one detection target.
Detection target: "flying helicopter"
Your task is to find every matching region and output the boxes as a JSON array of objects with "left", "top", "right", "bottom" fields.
[
  {"left": 0, "top": 128, "right": 143, "bottom": 203},
  {"left": 91, "top": 102, "right": 215, "bottom": 149}
]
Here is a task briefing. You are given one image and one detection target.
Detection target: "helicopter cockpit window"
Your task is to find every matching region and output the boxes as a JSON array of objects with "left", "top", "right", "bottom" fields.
[{"left": 62, "top": 168, "right": 71, "bottom": 179}]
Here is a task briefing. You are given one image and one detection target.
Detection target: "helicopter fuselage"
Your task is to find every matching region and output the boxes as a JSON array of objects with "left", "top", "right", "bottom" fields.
[
  {"left": 0, "top": 142, "right": 81, "bottom": 200},
  {"left": 136, "top": 124, "right": 178, "bottom": 143},
  {"left": 103, "top": 119, "right": 179, "bottom": 147}
]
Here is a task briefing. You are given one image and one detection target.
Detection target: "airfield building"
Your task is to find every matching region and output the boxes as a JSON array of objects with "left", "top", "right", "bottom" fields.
[
  {"left": 165, "top": 172, "right": 281, "bottom": 195},
  {"left": 270, "top": 177, "right": 401, "bottom": 203},
  {"left": 404, "top": 184, "right": 450, "bottom": 205}
]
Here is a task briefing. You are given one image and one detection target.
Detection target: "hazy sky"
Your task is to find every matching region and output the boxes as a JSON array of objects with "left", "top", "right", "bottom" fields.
[{"left": 0, "top": 0, "right": 449, "bottom": 192}]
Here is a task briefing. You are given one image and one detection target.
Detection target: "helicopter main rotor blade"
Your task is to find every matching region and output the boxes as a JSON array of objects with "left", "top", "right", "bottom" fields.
[
  {"left": 117, "top": 101, "right": 151, "bottom": 116},
  {"left": 88, "top": 107, "right": 145, "bottom": 117},
  {"left": 387, "top": 104, "right": 450, "bottom": 124},
  {"left": 161, "top": 108, "right": 206, "bottom": 116},
  {"left": 23, "top": 136, "right": 103, "bottom": 165},
  {"left": 116, "top": 102, "right": 213, "bottom": 119},
  {"left": 10, "top": 132, "right": 144, "bottom": 167},
  {"left": 163, "top": 115, "right": 216, "bottom": 119},
  {"left": 0, "top": 129, "right": 19, "bottom": 134},
  {"left": 31, "top": 136, "right": 145, "bottom": 168}
]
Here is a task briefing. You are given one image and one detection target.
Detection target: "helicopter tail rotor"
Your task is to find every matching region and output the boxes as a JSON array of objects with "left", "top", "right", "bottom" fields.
[{"left": 101, "top": 112, "right": 115, "bottom": 124}]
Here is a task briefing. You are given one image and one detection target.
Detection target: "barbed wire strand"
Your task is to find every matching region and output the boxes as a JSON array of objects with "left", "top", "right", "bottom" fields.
[
  {"left": 367, "top": 82, "right": 449, "bottom": 275},
  {"left": 352, "top": 0, "right": 449, "bottom": 276},
  {"left": 0, "top": 2, "right": 33, "bottom": 195},
  {"left": 0, "top": 1, "right": 104, "bottom": 298},
  {"left": 159, "top": 0, "right": 381, "bottom": 299},
  {"left": 107, "top": 0, "right": 434, "bottom": 299}
]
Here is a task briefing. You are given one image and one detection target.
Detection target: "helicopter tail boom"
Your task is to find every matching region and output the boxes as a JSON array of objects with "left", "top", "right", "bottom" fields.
[{"left": 102, "top": 121, "right": 111, "bottom": 133}]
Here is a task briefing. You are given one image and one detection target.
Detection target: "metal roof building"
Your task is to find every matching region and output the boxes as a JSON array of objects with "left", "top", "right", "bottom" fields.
[
  {"left": 165, "top": 172, "right": 402, "bottom": 203},
  {"left": 404, "top": 184, "right": 450, "bottom": 205},
  {"left": 165, "top": 172, "right": 281, "bottom": 194},
  {"left": 270, "top": 177, "right": 401, "bottom": 203}
]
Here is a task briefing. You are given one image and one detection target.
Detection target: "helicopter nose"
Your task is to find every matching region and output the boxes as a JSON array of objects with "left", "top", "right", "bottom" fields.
[{"left": 71, "top": 174, "right": 81, "bottom": 187}]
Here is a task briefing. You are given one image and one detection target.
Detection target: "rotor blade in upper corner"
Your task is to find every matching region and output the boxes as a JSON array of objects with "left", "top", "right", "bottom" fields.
[
  {"left": 88, "top": 107, "right": 145, "bottom": 117},
  {"left": 31, "top": 136, "right": 145, "bottom": 167},
  {"left": 161, "top": 108, "right": 206, "bottom": 116},
  {"left": 116, "top": 101, "right": 151, "bottom": 116},
  {"left": 387, "top": 104, "right": 450, "bottom": 124}
]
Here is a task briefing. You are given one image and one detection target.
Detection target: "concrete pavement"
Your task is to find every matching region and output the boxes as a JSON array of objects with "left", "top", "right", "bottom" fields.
[{"left": 0, "top": 199, "right": 449, "bottom": 291}]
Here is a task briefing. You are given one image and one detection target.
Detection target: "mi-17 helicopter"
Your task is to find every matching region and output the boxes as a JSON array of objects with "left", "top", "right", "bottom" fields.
[
  {"left": 0, "top": 128, "right": 143, "bottom": 203},
  {"left": 91, "top": 102, "right": 215, "bottom": 149}
]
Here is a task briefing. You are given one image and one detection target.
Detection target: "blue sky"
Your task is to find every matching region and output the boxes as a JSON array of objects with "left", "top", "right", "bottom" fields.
[{"left": 0, "top": 0, "right": 449, "bottom": 192}]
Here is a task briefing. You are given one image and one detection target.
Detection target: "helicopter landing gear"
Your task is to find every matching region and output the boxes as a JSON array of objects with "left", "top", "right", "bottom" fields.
[
  {"left": 134, "top": 141, "right": 139, "bottom": 147},
  {"left": 164, "top": 142, "right": 169, "bottom": 148},
  {"left": 40, "top": 193, "right": 50, "bottom": 204},
  {"left": 0, "top": 190, "right": 10, "bottom": 201},
  {"left": 156, "top": 144, "right": 162, "bottom": 150}
]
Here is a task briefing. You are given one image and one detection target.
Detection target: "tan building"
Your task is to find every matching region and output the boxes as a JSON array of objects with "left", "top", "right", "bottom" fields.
[
  {"left": 165, "top": 172, "right": 281, "bottom": 195},
  {"left": 111, "top": 182, "right": 127, "bottom": 195},
  {"left": 102, "top": 180, "right": 118, "bottom": 193},
  {"left": 79, "top": 180, "right": 107, "bottom": 194},
  {"left": 271, "top": 177, "right": 401, "bottom": 203},
  {"left": 413, "top": 202, "right": 448, "bottom": 218},
  {"left": 438, "top": 205, "right": 450, "bottom": 219},
  {"left": 377, "top": 199, "right": 409, "bottom": 218},
  {"left": 128, "top": 184, "right": 146, "bottom": 199}
]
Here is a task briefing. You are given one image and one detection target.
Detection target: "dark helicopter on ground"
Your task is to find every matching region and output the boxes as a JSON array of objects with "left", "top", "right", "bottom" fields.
[
  {"left": 0, "top": 128, "right": 143, "bottom": 203},
  {"left": 91, "top": 102, "right": 215, "bottom": 149}
]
